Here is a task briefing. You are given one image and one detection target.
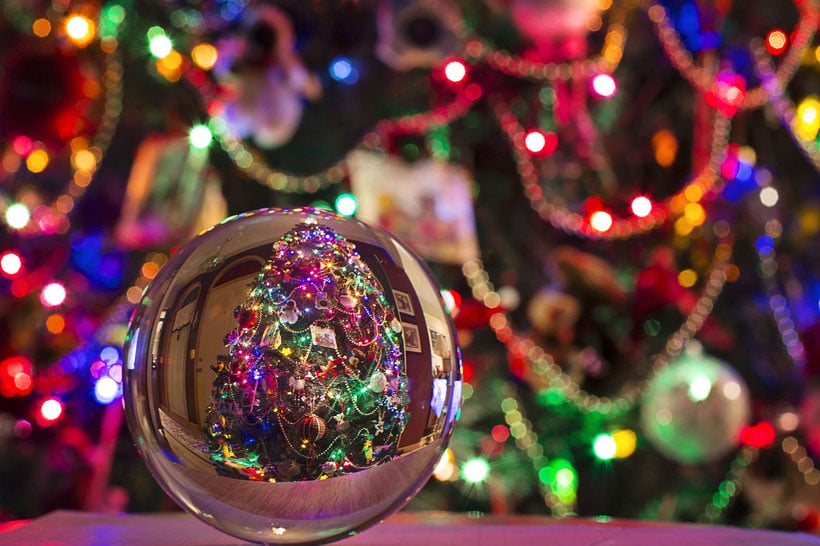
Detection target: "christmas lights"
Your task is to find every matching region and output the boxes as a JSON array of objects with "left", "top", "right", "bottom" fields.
[
  {"left": 646, "top": 0, "right": 817, "bottom": 112},
  {"left": 204, "top": 222, "right": 410, "bottom": 480}
]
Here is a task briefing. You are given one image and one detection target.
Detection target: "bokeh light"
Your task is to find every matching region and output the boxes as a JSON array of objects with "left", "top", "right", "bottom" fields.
[
  {"left": 462, "top": 457, "right": 490, "bottom": 483},
  {"left": 612, "top": 429, "right": 637, "bottom": 459},
  {"left": 148, "top": 28, "right": 173, "bottom": 58},
  {"left": 630, "top": 196, "right": 653, "bottom": 217},
  {"left": 524, "top": 130, "right": 546, "bottom": 153},
  {"left": 191, "top": 43, "right": 218, "bottom": 70},
  {"left": 688, "top": 374, "right": 713, "bottom": 402},
  {"left": 652, "top": 129, "right": 678, "bottom": 167},
  {"left": 0, "top": 356, "right": 33, "bottom": 398},
  {"left": 759, "top": 186, "right": 779, "bottom": 207},
  {"left": 589, "top": 210, "right": 613, "bottom": 232},
  {"left": 329, "top": 57, "right": 359, "bottom": 85},
  {"left": 593, "top": 433, "right": 617, "bottom": 460},
  {"left": 444, "top": 59, "right": 467, "bottom": 83},
  {"left": 32, "top": 18, "right": 51, "bottom": 37},
  {"left": 94, "top": 376, "right": 120, "bottom": 405},
  {"left": 524, "top": 130, "right": 558, "bottom": 156},
  {"left": 6, "top": 204, "right": 31, "bottom": 230},
  {"left": 39, "top": 398, "right": 64, "bottom": 424},
  {"left": 432, "top": 448, "right": 457, "bottom": 481},
  {"left": 335, "top": 194, "right": 358, "bottom": 217},
  {"left": 26, "top": 149, "right": 49, "bottom": 173},
  {"left": 189, "top": 125, "right": 213, "bottom": 149},
  {"left": 65, "top": 15, "right": 95, "bottom": 46},
  {"left": 765, "top": 29, "right": 788, "bottom": 55},
  {"left": 591, "top": 74, "right": 617, "bottom": 98},
  {"left": 40, "top": 282, "right": 67, "bottom": 307},
  {"left": 0, "top": 252, "right": 23, "bottom": 277},
  {"left": 45, "top": 314, "right": 66, "bottom": 334}
]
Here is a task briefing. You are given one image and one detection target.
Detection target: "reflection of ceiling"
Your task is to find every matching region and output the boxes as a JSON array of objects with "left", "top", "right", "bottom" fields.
[{"left": 172, "top": 210, "right": 397, "bottom": 290}]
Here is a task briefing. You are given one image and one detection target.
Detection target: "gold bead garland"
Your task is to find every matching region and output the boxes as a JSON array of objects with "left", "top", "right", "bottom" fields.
[
  {"left": 461, "top": 231, "right": 732, "bottom": 415},
  {"left": 0, "top": 13, "right": 123, "bottom": 235},
  {"left": 752, "top": 42, "right": 820, "bottom": 173},
  {"left": 459, "top": 0, "right": 634, "bottom": 82}
]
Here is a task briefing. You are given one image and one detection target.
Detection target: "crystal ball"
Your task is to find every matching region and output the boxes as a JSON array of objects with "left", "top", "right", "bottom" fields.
[
  {"left": 640, "top": 347, "right": 750, "bottom": 464},
  {"left": 124, "top": 208, "right": 462, "bottom": 544}
]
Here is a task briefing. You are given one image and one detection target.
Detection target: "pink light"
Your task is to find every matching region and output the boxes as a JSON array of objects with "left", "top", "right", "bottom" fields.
[
  {"left": 589, "top": 210, "right": 614, "bottom": 232},
  {"left": 40, "top": 282, "right": 67, "bottom": 307},
  {"left": 443, "top": 59, "right": 467, "bottom": 83},
  {"left": 0, "top": 355, "right": 33, "bottom": 398},
  {"left": 491, "top": 424, "right": 510, "bottom": 443},
  {"left": 630, "top": 196, "right": 653, "bottom": 218},
  {"left": 524, "top": 130, "right": 558, "bottom": 156},
  {"left": 0, "top": 251, "right": 23, "bottom": 276},
  {"left": 591, "top": 74, "right": 617, "bottom": 98},
  {"left": 39, "top": 398, "right": 63, "bottom": 423},
  {"left": 12, "top": 136, "right": 32, "bottom": 156},
  {"left": 13, "top": 372, "right": 32, "bottom": 393}
]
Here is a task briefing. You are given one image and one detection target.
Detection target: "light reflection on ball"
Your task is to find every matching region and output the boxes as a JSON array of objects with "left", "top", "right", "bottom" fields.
[
  {"left": 640, "top": 347, "right": 750, "bottom": 464},
  {"left": 124, "top": 208, "right": 461, "bottom": 544}
]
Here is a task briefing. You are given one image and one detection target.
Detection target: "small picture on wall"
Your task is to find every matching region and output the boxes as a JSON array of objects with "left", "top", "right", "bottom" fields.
[
  {"left": 393, "top": 290, "right": 415, "bottom": 316},
  {"left": 402, "top": 322, "right": 422, "bottom": 353}
]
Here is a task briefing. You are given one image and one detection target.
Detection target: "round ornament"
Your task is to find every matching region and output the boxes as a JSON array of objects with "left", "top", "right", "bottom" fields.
[
  {"left": 640, "top": 346, "right": 751, "bottom": 464},
  {"left": 212, "top": 5, "right": 320, "bottom": 149},
  {"left": 299, "top": 414, "right": 327, "bottom": 443},
  {"left": 124, "top": 207, "right": 461, "bottom": 544}
]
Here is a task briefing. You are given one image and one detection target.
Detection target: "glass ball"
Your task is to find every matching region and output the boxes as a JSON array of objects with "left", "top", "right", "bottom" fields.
[
  {"left": 124, "top": 208, "right": 462, "bottom": 544},
  {"left": 640, "top": 346, "right": 750, "bottom": 464}
]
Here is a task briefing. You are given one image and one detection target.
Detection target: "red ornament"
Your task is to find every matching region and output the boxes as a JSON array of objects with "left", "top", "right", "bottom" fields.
[
  {"left": 235, "top": 307, "right": 259, "bottom": 330},
  {"left": 796, "top": 507, "right": 820, "bottom": 532},
  {"left": 300, "top": 414, "right": 327, "bottom": 442},
  {"left": 453, "top": 299, "right": 499, "bottom": 331}
]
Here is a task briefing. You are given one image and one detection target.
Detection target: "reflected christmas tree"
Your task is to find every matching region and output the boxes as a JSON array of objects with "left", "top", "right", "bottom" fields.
[{"left": 205, "top": 222, "right": 409, "bottom": 481}]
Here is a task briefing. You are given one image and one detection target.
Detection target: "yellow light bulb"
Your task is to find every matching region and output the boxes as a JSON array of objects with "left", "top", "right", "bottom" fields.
[
  {"left": 26, "top": 149, "right": 49, "bottom": 173},
  {"left": 191, "top": 43, "right": 218, "bottom": 70},
  {"left": 65, "top": 15, "right": 95, "bottom": 46}
]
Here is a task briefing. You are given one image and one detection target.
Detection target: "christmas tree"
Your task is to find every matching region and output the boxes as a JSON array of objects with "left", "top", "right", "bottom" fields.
[
  {"left": 204, "top": 221, "right": 409, "bottom": 481},
  {"left": 0, "top": 0, "right": 818, "bottom": 534}
]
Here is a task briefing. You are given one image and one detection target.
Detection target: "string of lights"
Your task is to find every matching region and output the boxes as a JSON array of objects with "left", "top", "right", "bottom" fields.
[
  {"left": 498, "top": 388, "right": 577, "bottom": 516},
  {"left": 182, "top": 44, "right": 482, "bottom": 193},
  {"left": 490, "top": 96, "right": 732, "bottom": 239},
  {"left": 461, "top": 226, "right": 733, "bottom": 415},
  {"left": 458, "top": 0, "right": 633, "bottom": 82},
  {"left": 752, "top": 42, "right": 820, "bottom": 173},
  {"left": 645, "top": 0, "right": 817, "bottom": 112},
  {"left": 0, "top": 6, "right": 124, "bottom": 236}
]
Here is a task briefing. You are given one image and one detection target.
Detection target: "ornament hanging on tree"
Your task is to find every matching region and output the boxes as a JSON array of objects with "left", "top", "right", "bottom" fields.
[
  {"left": 124, "top": 207, "right": 461, "bottom": 545},
  {"left": 640, "top": 343, "right": 751, "bottom": 464},
  {"left": 348, "top": 150, "right": 479, "bottom": 265},
  {"left": 375, "top": 0, "right": 461, "bottom": 71},
  {"left": 213, "top": 5, "right": 321, "bottom": 149},
  {"left": 508, "top": 0, "right": 601, "bottom": 62},
  {"left": 114, "top": 135, "right": 227, "bottom": 249}
]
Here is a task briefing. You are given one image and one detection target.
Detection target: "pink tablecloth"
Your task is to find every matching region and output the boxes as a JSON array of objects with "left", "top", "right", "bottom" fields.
[{"left": 2, "top": 510, "right": 818, "bottom": 546}]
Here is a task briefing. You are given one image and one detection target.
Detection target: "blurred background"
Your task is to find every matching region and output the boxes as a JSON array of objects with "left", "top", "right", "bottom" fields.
[{"left": 0, "top": 0, "right": 819, "bottom": 534}]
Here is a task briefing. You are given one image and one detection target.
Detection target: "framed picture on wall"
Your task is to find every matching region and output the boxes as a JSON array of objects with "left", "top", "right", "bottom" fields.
[
  {"left": 402, "top": 323, "right": 422, "bottom": 353},
  {"left": 393, "top": 290, "right": 415, "bottom": 316}
]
